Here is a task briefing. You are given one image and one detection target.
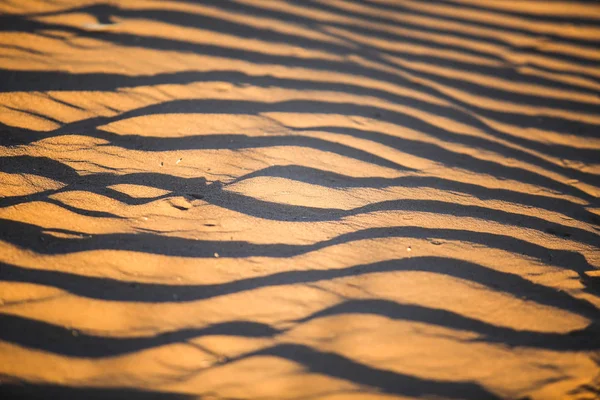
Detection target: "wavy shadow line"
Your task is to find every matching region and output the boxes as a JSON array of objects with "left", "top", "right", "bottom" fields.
[
  {"left": 296, "top": 298, "right": 600, "bottom": 351},
  {"left": 0, "top": 313, "right": 279, "bottom": 358},
  {"left": 0, "top": 381, "right": 192, "bottom": 400},
  {"left": 411, "top": 0, "right": 600, "bottom": 29},
  {"left": 2, "top": 66, "right": 598, "bottom": 171},
  {"left": 13, "top": 95, "right": 592, "bottom": 201},
  {"left": 4, "top": 9, "right": 598, "bottom": 144},
  {"left": 3, "top": 155, "right": 598, "bottom": 237},
  {"left": 5, "top": 71, "right": 598, "bottom": 191},
  {"left": 2, "top": 253, "right": 597, "bottom": 320},
  {"left": 61, "top": 98, "right": 600, "bottom": 198},
  {"left": 2, "top": 170, "right": 598, "bottom": 247},
  {"left": 2, "top": 30, "right": 597, "bottom": 192},
  {"left": 229, "top": 164, "right": 600, "bottom": 227},
  {"left": 22, "top": 1, "right": 600, "bottom": 77},
  {"left": 306, "top": 0, "right": 600, "bottom": 58},
  {"left": 218, "top": 343, "right": 501, "bottom": 399},
  {"left": 289, "top": 124, "right": 600, "bottom": 193},
  {"left": 35, "top": 3, "right": 600, "bottom": 112},
  {"left": 208, "top": 190, "right": 600, "bottom": 247},
  {"left": 4, "top": 154, "right": 597, "bottom": 250},
  {"left": 0, "top": 290, "right": 596, "bottom": 357}
]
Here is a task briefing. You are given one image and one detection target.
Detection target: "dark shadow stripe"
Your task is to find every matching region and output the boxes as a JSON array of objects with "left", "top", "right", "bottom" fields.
[
  {"left": 10, "top": 97, "right": 590, "bottom": 203},
  {"left": 0, "top": 381, "right": 193, "bottom": 400},
  {"left": 2, "top": 22, "right": 597, "bottom": 188},
  {"left": 3, "top": 156, "right": 598, "bottom": 234},
  {"left": 296, "top": 299, "right": 600, "bottom": 351},
  {"left": 229, "top": 164, "right": 600, "bottom": 227},
  {"left": 2, "top": 254, "right": 597, "bottom": 320},
  {"left": 0, "top": 313, "right": 279, "bottom": 358},
  {"left": 207, "top": 190, "right": 600, "bottom": 247},
  {"left": 409, "top": 0, "right": 600, "bottom": 29},
  {"left": 2, "top": 66, "right": 598, "bottom": 170},
  {"left": 39, "top": 3, "right": 600, "bottom": 111},
  {"left": 3, "top": 155, "right": 596, "bottom": 247},
  {"left": 3, "top": 9, "right": 598, "bottom": 139},
  {"left": 50, "top": 98, "right": 600, "bottom": 199},
  {"left": 308, "top": 0, "right": 600, "bottom": 55},
  {"left": 223, "top": 343, "right": 501, "bottom": 399}
]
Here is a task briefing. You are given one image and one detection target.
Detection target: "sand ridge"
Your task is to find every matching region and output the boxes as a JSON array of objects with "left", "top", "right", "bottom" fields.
[{"left": 0, "top": 1, "right": 599, "bottom": 399}]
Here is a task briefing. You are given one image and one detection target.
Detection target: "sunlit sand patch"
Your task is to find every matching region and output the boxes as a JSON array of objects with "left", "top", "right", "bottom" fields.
[
  {"left": 37, "top": 144, "right": 405, "bottom": 182},
  {"left": 0, "top": 201, "right": 133, "bottom": 235},
  {"left": 0, "top": 340, "right": 220, "bottom": 389},
  {"left": 106, "top": 184, "right": 171, "bottom": 199},
  {"left": 0, "top": 0, "right": 101, "bottom": 14},
  {"left": 169, "top": 357, "right": 362, "bottom": 399},
  {"left": 98, "top": 113, "right": 293, "bottom": 137},
  {"left": 49, "top": 191, "right": 133, "bottom": 215},
  {"left": 0, "top": 282, "right": 65, "bottom": 306},
  {"left": 179, "top": 356, "right": 372, "bottom": 399},
  {"left": 0, "top": 33, "right": 217, "bottom": 77},
  {"left": 0, "top": 172, "right": 65, "bottom": 197},
  {"left": 0, "top": 283, "right": 342, "bottom": 336},
  {"left": 1, "top": 92, "right": 102, "bottom": 126},
  {"left": 0, "top": 104, "right": 61, "bottom": 131}
]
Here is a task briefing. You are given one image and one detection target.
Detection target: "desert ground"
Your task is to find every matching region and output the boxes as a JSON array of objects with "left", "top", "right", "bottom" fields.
[{"left": 0, "top": 0, "right": 599, "bottom": 399}]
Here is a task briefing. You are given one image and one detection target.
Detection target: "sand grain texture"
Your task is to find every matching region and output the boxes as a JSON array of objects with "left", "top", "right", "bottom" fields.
[{"left": 0, "top": 0, "right": 599, "bottom": 399}]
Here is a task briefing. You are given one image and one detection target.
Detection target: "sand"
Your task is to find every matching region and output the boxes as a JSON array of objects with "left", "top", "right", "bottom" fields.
[{"left": 0, "top": 0, "right": 599, "bottom": 399}]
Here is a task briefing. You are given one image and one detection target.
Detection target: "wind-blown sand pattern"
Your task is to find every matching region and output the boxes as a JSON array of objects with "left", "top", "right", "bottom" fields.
[{"left": 1, "top": 0, "right": 599, "bottom": 399}]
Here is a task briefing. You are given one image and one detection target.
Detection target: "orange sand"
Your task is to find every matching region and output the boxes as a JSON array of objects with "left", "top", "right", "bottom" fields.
[{"left": 0, "top": 1, "right": 599, "bottom": 399}]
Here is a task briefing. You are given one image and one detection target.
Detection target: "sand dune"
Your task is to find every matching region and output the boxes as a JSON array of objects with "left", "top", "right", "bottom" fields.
[{"left": 0, "top": 1, "right": 599, "bottom": 399}]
